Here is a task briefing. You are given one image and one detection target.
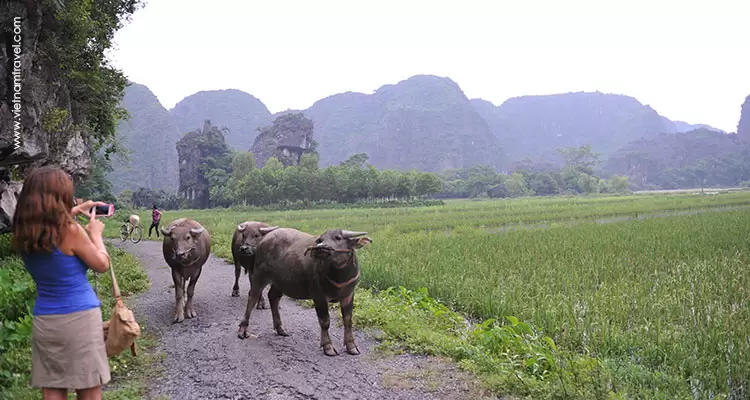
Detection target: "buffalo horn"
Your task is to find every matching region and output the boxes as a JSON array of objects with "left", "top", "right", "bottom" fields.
[
  {"left": 237, "top": 222, "right": 247, "bottom": 231},
  {"left": 341, "top": 230, "right": 367, "bottom": 238},
  {"left": 259, "top": 226, "right": 279, "bottom": 234},
  {"left": 190, "top": 227, "right": 205, "bottom": 235},
  {"left": 160, "top": 227, "right": 172, "bottom": 236}
]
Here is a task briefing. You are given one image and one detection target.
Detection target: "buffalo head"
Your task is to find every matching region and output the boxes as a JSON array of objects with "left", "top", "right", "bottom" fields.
[
  {"left": 236, "top": 222, "right": 278, "bottom": 255},
  {"left": 162, "top": 224, "right": 206, "bottom": 264},
  {"left": 309, "top": 229, "right": 372, "bottom": 261}
]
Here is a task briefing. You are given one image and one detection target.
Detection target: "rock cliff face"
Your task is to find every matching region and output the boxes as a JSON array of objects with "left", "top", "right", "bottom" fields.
[
  {"left": 0, "top": 2, "right": 90, "bottom": 232},
  {"left": 170, "top": 89, "right": 272, "bottom": 150},
  {"left": 249, "top": 113, "right": 315, "bottom": 168},
  {"left": 107, "top": 83, "right": 181, "bottom": 194},
  {"left": 739, "top": 95, "right": 750, "bottom": 143},
  {"left": 304, "top": 75, "right": 504, "bottom": 171},
  {"left": 176, "top": 120, "right": 230, "bottom": 209}
]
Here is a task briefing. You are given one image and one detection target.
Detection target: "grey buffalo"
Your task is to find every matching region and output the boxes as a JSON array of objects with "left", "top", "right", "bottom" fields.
[
  {"left": 237, "top": 228, "right": 372, "bottom": 356},
  {"left": 161, "top": 218, "right": 211, "bottom": 323},
  {"left": 230, "top": 221, "right": 279, "bottom": 306}
]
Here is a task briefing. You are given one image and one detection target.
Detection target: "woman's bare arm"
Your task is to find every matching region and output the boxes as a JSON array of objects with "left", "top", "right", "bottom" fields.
[{"left": 69, "top": 223, "right": 110, "bottom": 273}]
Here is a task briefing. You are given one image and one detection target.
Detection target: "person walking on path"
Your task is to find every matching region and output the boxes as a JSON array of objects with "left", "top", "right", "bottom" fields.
[
  {"left": 149, "top": 204, "right": 162, "bottom": 238},
  {"left": 12, "top": 166, "right": 112, "bottom": 400}
]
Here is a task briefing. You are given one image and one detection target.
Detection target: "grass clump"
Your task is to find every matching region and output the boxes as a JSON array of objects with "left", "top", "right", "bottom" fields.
[{"left": 354, "top": 286, "right": 620, "bottom": 399}]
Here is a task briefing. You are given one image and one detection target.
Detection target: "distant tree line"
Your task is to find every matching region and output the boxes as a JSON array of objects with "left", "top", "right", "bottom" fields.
[
  {"left": 114, "top": 144, "right": 631, "bottom": 209},
  {"left": 439, "top": 145, "right": 630, "bottom": 198},
  {"left": 118, "top": 151, "right": 444, "bottom": 209},
  {"left": 210, "top": 152, "right": 444, "bottom": 207}
]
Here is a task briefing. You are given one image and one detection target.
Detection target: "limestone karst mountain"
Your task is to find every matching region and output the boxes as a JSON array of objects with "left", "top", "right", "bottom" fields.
[
  {"left": 109, "top": 77, "right": 735, "bottom": 195},
  {"left": 107, "top": 83, "right": 181, "bottom": 194},
  {"left": 298, "top": 75, "right": 505, "bottom": 172},
  {"left": 469, "top": 92, "right": 724, "bottom": 166}
]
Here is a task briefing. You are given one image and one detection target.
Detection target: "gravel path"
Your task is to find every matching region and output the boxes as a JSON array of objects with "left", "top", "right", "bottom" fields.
[{"left": 113, "top": 239, "right": 487, "bottom": 400}]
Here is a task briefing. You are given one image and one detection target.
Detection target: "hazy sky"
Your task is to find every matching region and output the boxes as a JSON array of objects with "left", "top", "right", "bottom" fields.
[{"left": 110, "top": 0, "right": 749, "bottom": 133}]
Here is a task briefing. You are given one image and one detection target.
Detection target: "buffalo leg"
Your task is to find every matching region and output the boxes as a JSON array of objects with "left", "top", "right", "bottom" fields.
[
  {"left": 268, "top": 285, "right": 287, "bottom": 336},
  {"left": 231, "top": 260, "right": 241, "bottom": 297},
  {"left": 341, "top": 293, "right": 359, "bottom": 355},
  {"left": 172, "top": 269, "right": 186, "bottom": 323},
  {"left": 184, "top": 267, "right": 202, "bottom": 319},
  {"left": 248, "top": 263, "right": 267, "bottom": 309},
  {"left": 314, "top": 297, "right": 337, "bottom": 356},
  {"left": 238, "top": 274, "right": 266, "bottom": 339}
]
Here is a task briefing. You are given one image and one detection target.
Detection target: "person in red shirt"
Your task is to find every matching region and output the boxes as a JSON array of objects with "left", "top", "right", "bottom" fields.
[{"left": 149, "top": 204, "right": 162, "bottom": 238}]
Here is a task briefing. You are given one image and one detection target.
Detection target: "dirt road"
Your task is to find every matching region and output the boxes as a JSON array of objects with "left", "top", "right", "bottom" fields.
[{"left": 113, "top": 240, "right": 485, "bottom": 400}]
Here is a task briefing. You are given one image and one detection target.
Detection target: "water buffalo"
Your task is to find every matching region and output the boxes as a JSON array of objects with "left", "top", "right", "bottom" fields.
[
  {"left": 230, "top": 221, "right": 279, "bottom": 305},
  {"left": 237, "top": 228, "right": 372, "bottom": 356},
  {"left": 161, "top": 218, "right": 211, "bottom": 323}
]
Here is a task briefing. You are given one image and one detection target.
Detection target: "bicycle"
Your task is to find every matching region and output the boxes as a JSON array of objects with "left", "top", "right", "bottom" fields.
[{"left": 120, "top": 221, "right": 143, "bottom": 243}]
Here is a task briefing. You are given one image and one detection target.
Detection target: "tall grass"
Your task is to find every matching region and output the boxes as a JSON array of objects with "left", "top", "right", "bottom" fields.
[{"left": 361, "top": 211, "right": 750, "bottom": 398}]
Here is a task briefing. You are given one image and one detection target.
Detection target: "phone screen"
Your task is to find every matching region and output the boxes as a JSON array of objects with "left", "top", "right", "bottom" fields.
[{"left": 93, "top": 204, "right": 114, "bottom": 216}]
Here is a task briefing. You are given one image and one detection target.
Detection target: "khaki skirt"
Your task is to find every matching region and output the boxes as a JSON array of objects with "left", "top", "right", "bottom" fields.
[{"left": 31, "top": 307, "right": 111, "bottom": 389}]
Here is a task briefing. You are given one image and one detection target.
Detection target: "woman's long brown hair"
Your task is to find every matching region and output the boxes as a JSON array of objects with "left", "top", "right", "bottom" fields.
[{"left": 12, "top": 166, "right": 76, "bottom": 254}]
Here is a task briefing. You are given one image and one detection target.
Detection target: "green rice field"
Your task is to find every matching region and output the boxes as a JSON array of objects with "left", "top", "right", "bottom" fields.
[{"left": 107, "top": 192, "right": 750, "bottom": 398}]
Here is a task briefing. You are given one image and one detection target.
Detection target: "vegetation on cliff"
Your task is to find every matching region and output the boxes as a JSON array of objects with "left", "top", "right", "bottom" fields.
[{"left": 0, "top": 0, "right": 142, "bottom": 178}]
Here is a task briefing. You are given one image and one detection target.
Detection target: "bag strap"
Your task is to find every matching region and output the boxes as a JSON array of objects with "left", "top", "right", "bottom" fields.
[
  {"left": 93, "top": 251, "right": 122, "bottom": 303},
  {"left": 107, "top": 253, "right": 122, "bottom": 299}
]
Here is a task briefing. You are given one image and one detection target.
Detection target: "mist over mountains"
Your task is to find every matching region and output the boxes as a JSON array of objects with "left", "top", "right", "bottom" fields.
[{"left": 108, "top": 74, "right": 743, "bottom": 194}]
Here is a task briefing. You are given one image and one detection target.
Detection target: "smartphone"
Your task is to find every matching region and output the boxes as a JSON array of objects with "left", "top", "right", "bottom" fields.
[{"left": 91, "top": 204, "right": 115, "bottom": 217}]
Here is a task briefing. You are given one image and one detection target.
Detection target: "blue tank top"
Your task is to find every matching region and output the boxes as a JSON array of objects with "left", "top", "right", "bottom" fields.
[{"left": 22, "top": 247, "right": 101, "bottom": 315}]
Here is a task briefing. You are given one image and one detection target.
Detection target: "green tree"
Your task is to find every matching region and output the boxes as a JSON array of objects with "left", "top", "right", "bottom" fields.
[
  {"left": 260, "top": 157, "right": 284, "bottom": 202},
  {"left": 299, "top": 153, "right": 320, "bottom": 171},
  {"left": 607, "top": 175, "right": 631, "bottom": 193},
  {"left": 557, "top": 145, "right": 601, "bottom": 175},
  {"left": 340, "top": 153, "right": 370, "bottom": 168},
  {"left": 504, "top": 172, "right": 532, "bottom": 197},
  {"left": 415, "top": 172, "right": 443, "bottom": 197},
  {"left": 45, "top": 0, "right": 143, "bottom": 156},
  {"left": 117, "top": 189, "right": 134, "bottom": 208},
  {"left": 75, "top": 154, "right": 117, "bottom": 204},
  {"left": 527, "top": 173, "right": 559, "bottom": 196},
  {"left": 377, "top": 170, "right": 401, "bottom": 199},
  {"left": 466, "top": 165, "right": 498, "bottom": 197},
  {"left": 230, "top": 152, "right": 257, "bottom": 180}
]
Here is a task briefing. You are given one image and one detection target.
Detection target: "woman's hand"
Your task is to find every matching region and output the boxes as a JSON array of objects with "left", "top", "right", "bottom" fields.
[
  {"left": 71, "top": 199, "right": 108, "bottom": 217},
  {"left": 84, "top": 208, "right": 106, "bottom": 237}
]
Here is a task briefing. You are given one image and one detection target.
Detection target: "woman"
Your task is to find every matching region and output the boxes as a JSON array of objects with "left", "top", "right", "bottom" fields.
[
  {"left": 148, "top": 204, "right": 162, "bottom": 238},
  {"left": 12, "top": 166, "right": 112, "bottom": 400}
]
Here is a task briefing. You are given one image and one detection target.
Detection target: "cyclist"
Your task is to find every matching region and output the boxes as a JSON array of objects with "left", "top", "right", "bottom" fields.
[
  {"left": 125, "top": 214, "right": 140, "bottom": 232},
  {"left": 149, "top": 205, "right": 162, "bottom": 238}
]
